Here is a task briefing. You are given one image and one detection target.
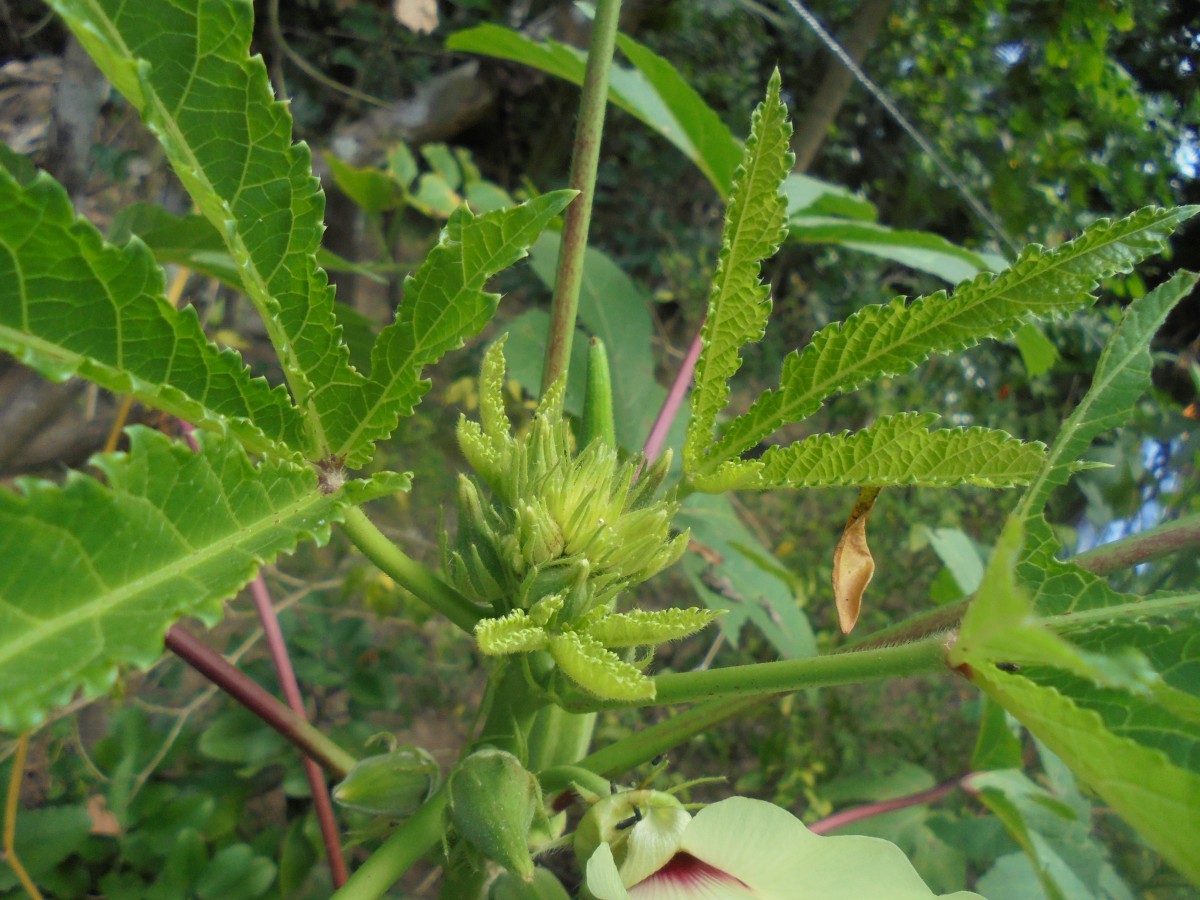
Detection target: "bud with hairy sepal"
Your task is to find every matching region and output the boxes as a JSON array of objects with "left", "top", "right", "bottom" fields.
[
  {"left": 448, "top": 748, "right": 542, "bottom": 881},
  {"left": 629, "top": 450, "right": 672, "bottom": 510},
  {"left": 332, "top": 745, "right": 439, "bottom": 817}
]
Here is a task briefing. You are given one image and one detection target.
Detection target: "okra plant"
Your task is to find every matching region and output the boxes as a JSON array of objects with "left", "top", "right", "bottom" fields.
[{"left": 1, "top": 0, "right": 1198, "bottom": 897}]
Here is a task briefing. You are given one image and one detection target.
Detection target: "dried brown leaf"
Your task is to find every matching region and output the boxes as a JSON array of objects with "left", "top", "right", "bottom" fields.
[
  {"left": 87, "top": 794, "right": 121, "bottom": 836},
  {"left": 832, "top": 487, "right": 881, "bottom": 634},
  {"left": 393, "top": 0, "right": 438, "bottom": 34}
]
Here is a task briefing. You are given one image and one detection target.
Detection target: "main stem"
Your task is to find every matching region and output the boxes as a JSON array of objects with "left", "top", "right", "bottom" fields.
[{"left": 541, "top": 0, "right": 623, "bottom": 391}]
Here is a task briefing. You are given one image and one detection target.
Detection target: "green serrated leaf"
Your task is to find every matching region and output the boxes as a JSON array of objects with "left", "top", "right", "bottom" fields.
[
  {"left": 48, "top": 0, "right": 364, "bottom": 458},
  {"left": 952, "top": 519, "right": 1200, "bottom": 886},
  {"left": 708, "top": 207, "right": 1198, "bottom": 471},
  {"left": 581, "top": 608, "right": 720, "bottom": 649},
  {"left": 1016, "top": 269, "right": 1199, "bottom": 521},
  {"left": 479, "top": 336, "right": 513, "bottom": 445},
  {"left": 0, "top": 427, "right": 346, "bottom": 730},
  {"left": 1022, "top": 519, "right": 1171, "bottom": 621},
  {"left": 953, "top": 519, "right": 1147, "bottom": 690},
  {"left": 1026, "top": 618, "right": 1200, "bottom": 741},
  {"left": 684, "top": 70, "right": 792, "bottom": 476},
  {"left": 549, "top": 632, "right": 655, "bottom": 702},
  {"left": 700, "top": 414, "right": 1046, "bottom": 492},
  {"left": 967, "top": 664, "right": 1200, "bottom": 887},
  {"left": 344, "top": 471, "right": 412, "bottom": 504},
  {"left": 334, "top": 192, "right": 574, "bottom": 467},
  {"left": 0, "top": 160, "right": 305, "bottom": 457}
]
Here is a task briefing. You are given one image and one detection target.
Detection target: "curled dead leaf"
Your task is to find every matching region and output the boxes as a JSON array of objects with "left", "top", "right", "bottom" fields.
[
  {"left": 87, "top": 794, "right": 121, "bottom": 836},
  {"left": 832, "top": 487, "right": 881, "bottom": 634}
]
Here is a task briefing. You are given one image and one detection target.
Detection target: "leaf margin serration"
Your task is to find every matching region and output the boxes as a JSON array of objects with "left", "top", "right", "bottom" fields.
[
  {"left": 0, "top": 425, "right": 356, "bottom": 731},
  {"left": 333, "top": 191, "right": 575, "bottom": 467},
  {"left": 47, "top": 0, "right": 364, "bottom": 458},
  {"left": 695, "top": 413, "right": 1047, "bottom": 492},
  {"left": 683, "top": 68, "right": 793, "bottom": 477},
  {"left": 707, "top": 205, "right": 1199, "bottom": 470},
  {"left": 0, "top": 158, "right": 306, "bottom": 457}
]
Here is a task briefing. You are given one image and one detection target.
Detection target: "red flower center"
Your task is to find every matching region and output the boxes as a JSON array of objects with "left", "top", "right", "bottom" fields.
[{"left": 638, "top": 852, "right": 752, "bottom": 890}]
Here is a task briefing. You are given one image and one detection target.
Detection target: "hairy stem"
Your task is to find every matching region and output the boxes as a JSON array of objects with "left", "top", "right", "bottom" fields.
[
  {"left": 848, "top": 512, "right": 1200, "bottom": 649},
  {"left": 527, "top": 705, "right": 597, "bottom": 773},
  {"left": 649, "top": 632, "right": 951, "bottom": 706},
  {"left": 847, "top": 600, "right": 969, "bottom": 651},
  {"left": 1070, "top": 512, "right": 1200, "bottom": 576},
  {"left": 330, "top": 790, "right": 447, "bottom": 900},
  {"left": 476, "top": 663, "right": 547, "bottom": 758},
  {"left": 164, "top": 625, "right": 357, "bottom": 779},
  {"left": 340, "top": 506, "right": 484, "bottom": 633},
  {"left": 541, "top": 0, "right": 623, "bottom": 391},
  {"left": 566, "top": 641, "right": 949, "bottom": 778}
]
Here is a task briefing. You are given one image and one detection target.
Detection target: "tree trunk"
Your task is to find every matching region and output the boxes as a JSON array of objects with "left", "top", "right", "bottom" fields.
[{"left": 791, "top": 0, "right": 891, "bottom": 173}]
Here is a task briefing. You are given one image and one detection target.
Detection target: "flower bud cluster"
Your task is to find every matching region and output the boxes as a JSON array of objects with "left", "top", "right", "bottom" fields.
[
  {"left": 444, "top": 340, "right": 688, "bottom": 623},
  {"left": 443, "top": 340, "right": 717, "bottom": 702}
]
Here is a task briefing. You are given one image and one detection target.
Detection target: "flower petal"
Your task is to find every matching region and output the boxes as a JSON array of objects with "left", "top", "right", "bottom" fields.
[
  {"left": 680, "top": 797, "right": 983, "bottom": 900},
  {"left": 619, "top": 800, "right": 692, "bottom": 887},
  {"left": 587, "top": 843, "right": 632, "bottom": 900}
]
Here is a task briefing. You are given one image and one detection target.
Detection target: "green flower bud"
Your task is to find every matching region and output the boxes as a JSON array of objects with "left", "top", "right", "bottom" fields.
[
  {"left": 489, "top": 867, "right": 571, "bottom": 900},
  {"left": 581, "top": 337, "right": 616, "bottom": 450},
  {"left": 574, "top": 789, "right": 690, "bottom": 889},
  {"left": 448, "top": 748, "right": 542, "bottom": 881},
  {"left": 332, "top": 745, "right": 439, "bottom": 817}
]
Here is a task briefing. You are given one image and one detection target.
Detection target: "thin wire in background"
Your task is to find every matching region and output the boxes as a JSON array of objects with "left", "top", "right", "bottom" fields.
[{"left": 782, "top": 0, "right": 1021, "bottom": 255}]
